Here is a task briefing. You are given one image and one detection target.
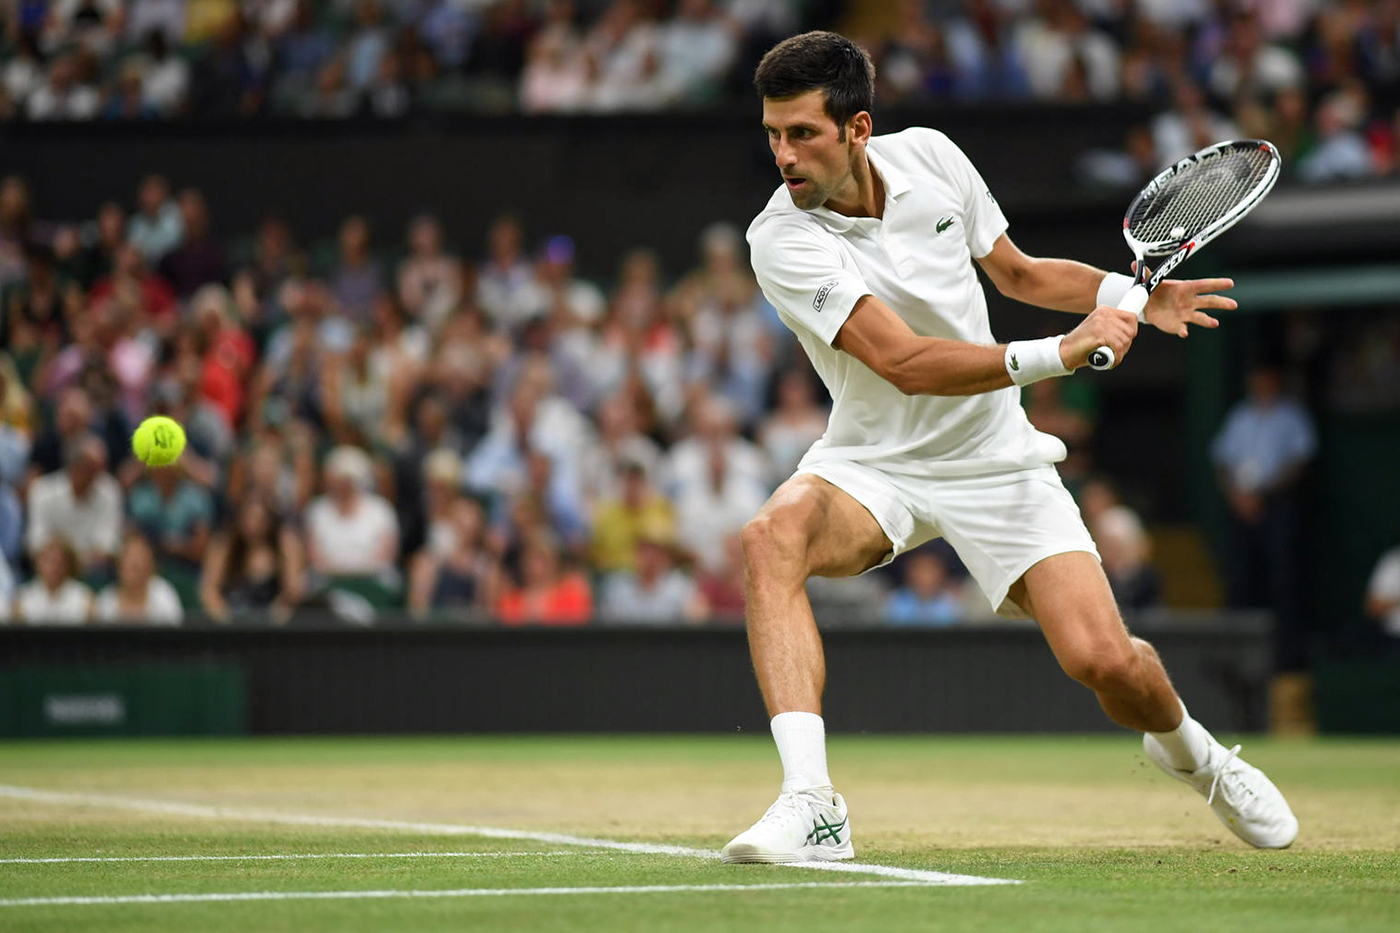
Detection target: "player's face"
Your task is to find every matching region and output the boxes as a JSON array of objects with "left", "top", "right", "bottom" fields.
[{"left": 762, "top": 91, "right": 856, "bottom": 211}]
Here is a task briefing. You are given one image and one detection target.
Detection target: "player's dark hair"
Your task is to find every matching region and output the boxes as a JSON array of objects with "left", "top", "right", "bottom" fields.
[{"left": 754, "top": 31, "right": 875, "bottom": 141}]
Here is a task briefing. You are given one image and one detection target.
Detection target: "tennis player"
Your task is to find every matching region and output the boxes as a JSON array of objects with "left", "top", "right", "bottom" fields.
[{"left": 722, "top": 31, "right": 1298, "bottom": 863}]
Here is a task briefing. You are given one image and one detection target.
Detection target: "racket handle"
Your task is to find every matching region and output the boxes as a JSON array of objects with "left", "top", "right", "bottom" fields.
[{"left": 1090, "top": 284, "right": 1151, "bottom": 371}]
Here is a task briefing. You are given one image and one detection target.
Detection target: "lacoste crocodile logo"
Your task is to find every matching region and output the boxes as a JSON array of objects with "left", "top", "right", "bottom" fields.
[
  {"left": 937, "top": 216, "right": 955, "bottom": 233},
  {"left": 1009, "top": 354, "right": 1020, "bottom": 371}
]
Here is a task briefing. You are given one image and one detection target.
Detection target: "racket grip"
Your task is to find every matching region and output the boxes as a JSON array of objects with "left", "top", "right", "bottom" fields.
[{"left": 1090, "top": 284, "right": 1150, "bottom": 370}]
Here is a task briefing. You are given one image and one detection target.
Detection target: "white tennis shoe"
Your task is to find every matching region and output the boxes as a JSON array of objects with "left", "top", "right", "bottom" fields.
[
  {"left": 1144, "top": 735, "right": 1299, "bottom": 849},
  {"left": 721, "top": 787, "right": 855, "bottom": 864}
]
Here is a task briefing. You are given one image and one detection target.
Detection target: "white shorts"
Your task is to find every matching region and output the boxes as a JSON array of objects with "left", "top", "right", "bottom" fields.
[{"left": 795, "top": 460, "right": 1099, "bottom": 619}]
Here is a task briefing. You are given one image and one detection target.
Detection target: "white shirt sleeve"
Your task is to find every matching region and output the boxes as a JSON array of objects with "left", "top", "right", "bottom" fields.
[
  {"left": 747, "top": 215, "right": 872, "bottom": 347},
  {"left": 932, "top": 131, "right": 1009, "bottom": 259}
]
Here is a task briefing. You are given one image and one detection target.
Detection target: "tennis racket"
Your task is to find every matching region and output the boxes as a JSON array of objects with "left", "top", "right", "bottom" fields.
[{"left": 1089, "top": 139, "right": 1281, "bottom": 370}]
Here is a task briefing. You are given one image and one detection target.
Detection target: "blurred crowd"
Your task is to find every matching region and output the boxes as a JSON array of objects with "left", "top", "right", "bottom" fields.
[
  {"left": 0, "top": 167, "right": 1182, "bottom": 627},
  {"left": 0, "top": 0, "right": 1397, "bottom": 189}
]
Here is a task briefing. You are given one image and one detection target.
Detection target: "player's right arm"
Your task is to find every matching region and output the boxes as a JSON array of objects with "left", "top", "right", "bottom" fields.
[{"left": 834, "top": 295, "right": 1138, "bottom": 396}]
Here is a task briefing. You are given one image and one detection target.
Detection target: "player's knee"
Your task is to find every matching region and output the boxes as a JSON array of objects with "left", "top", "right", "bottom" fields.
[
  {"left": 1061, "top": 643, "right": 1140, "bottom": 694},
  {"left": 741, "top": 512, "right": 810, "bottom": 580}
]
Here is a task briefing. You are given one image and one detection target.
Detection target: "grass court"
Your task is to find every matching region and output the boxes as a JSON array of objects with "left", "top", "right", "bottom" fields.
[{"left": 1, "top": 734, "right": 1397, "bottom": 931}]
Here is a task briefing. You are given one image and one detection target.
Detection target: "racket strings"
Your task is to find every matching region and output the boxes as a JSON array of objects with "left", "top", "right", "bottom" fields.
[{"left": 1128, "top": 147, "right": 1275, "bottom": 248}]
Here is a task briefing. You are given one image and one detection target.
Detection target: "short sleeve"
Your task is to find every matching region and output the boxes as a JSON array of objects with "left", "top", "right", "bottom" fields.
[
  {"left": 936, "top": 132, "right": 1008, "bottom": 259},
  {"left": 748, "top": 217, "right": 871, "bottom": 346}
]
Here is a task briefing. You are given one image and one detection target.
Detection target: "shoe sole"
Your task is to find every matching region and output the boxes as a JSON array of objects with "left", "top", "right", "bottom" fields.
[{"left": 720, "top": 842, "right": 855, "bottom": 864}]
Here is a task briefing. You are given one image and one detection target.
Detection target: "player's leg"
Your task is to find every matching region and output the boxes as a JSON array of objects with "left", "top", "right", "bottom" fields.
[
  {"left": 1007, "top": 552, "right": 1180, "bottom": 732},
  {"left": 742, "top": 473, "right": 893, "bottom": 718},
  {"left": 722, "top": 472, "right": 893, "bottom": 865},
  {"left": 1010, "top": 551, "right": 1298, "bottom": 848}
]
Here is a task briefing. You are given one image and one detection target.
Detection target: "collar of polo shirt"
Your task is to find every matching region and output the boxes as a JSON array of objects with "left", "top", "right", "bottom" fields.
[{"left": 809, "top": 146, "right": 913, "bottom": 232}]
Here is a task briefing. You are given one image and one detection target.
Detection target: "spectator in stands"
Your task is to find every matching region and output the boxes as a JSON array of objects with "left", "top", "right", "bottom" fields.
[
  {"left": 200, "top": 494, "right": 307, "bottom": 624},
  {"left": 696, "top": 530, "right": 745, "bottom": 622},
  {"left": 883, "top": 546, "right": 964, "bottom": 627},
  {"left": 158, "top": 189, "right": 229, "bottom": 297},
  {"left": 667, "top": 396, "right": 771, "bottom": 500},
  {"left": 0, "top": 549, "right": 13, "bottom": 612},
  {"left": 139, "top": 28, "right": 191, "bottom": 116},
  {"left": 103, "top": 59, "right": 158, "bottom": 120},
  {"left": 25, "top": 434, "right": 122, "bottom": 581},
  {"left": 1206, "top": 9, "right": 1304, "bottom": 104},
  {"left": 189, "top": 283, "right": 256, "bottom": 429},
  {"left": 1298, "top": 87, "right": 1378, "bottom": 183},
  {"left": 585, "top": 0, "right": 666, "bottom": 111},
  {"left": 125, "top": 461, "right": 214, "bottom": 607},
  {"left": 3, "top": 241, "right": 75, "bottom": 363},
  {"left": 408, "top": 495, "right": 498, "bottom": 619},
  {"left": 2, "top": 34, "right": 44, "bottom": 113},
  {"left": 758, "top": 368, "right": 828, "bottom": 481},
  {"left": 1091, "top": 502, "right": 1162, "bottom": 611},
  {"left": 476, "top": 214, "right": 537, "bottom": 334},
  {"left": 328, "top": 214, "right": 384, "bottom": 322},
  {"left": 1365, "top": 533, "right": 1400, "bottom": 638},
  {"left": 672, "top": 423, "right": 767, "bottom": 574},
  {"left": 94, "top": 533, "right": 184, "bottom": 625},
  {"left": 25, "top": 51, "right": 101, "bottom": 120},
  {"left": 90, "top": 242, "right": 178, "bottom": 333},
  {"left": 520, "top": 3, "right": 590, "bottom": 112},
  {"left": 126, "top": 0, "right": 187, "bottom": 46},
  {"left": 305, "top": 444, "right": 401, "bottom": 605},
  {"left": 658, "top": 0, "right": 737, "bottom": 104},
  {"left": 674, "top": 222, "right": 773, "bottom": 427},
  {"left": 593, "top": 247, "right": 685, "bottom": 425},
  {"left": 126, "top": 174, "right": 183, "bottom": 264},
  {"left": 580, "top": 392, "right": 665, "bottom": 504},
  {"left": 345, "top": 0, "right": 391, "bottom": 92},
  {"left": 0, "top": 361, "right": 31, "bottom": 566},
  {"left": 1212, "top": 362, "right": 1316, "bottom": 671},
  {"left": 591, "top": 459, "right": 675, "bottom": 573},
  {"left": 0, "top": 176, "right": 33, "bottom": 293},
  {"left": 1015, "top": 0, "right": 1120, "bottom": 101},
  {"left": 397, "top": 214, "right": 463, "bottom": 334},
  {"left": 6, "top": 540, "right": 93, "bottom": 625},
  {"left": 1151, "top": 80, "right": 1238, "bottom": 169},
  {"left": 599, "top": 523, "right": 706, "bottom": 624},
  {"left": 69, "top": 201, "right": 127, "bottom": 290},
  {"left": 322, "top": 326, "right": 390, "bottom": 447},
  {"left": 495, "top": 529, "right": 592, "bottom": 625}
]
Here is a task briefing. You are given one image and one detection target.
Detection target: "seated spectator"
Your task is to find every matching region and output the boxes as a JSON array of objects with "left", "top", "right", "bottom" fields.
[
  {"left": 882, "top": 547, "right": 964, "bottom": 627},
  {"left": 1365, "top": 536, "right": 1400, "bottom": 638},
  {"left": 408, "top": 496, "right": 499, "bottom": 619},
  {"left": 25, "top": 52, "right": 100, "bottom": 120},
  {"left": 0, "top": 548, "right": 13, "bottom": 610},
  {"left": 580, "top": 392, "right": 665, "bottom": 504},
  {"left": 696, "top": 531, "right": 746, "bottom": 622},
  {"left": 590, "top": 460, "right": 675, "bottom": 573},
  {"left": 7, "top": 540, "right": 93, "bottom": 625},
  {"left": 158, "top": 188, "right": 229, "bottom": 297},
  {"left": 200, "top": 495, "right": 307, "bottom": 624},
  {"left": 94, "top": 533, "right": 184, "bottom": 625},
  {"left": 25, "top": 434, "right": 123, "bottom": 581},
  {"left": 396, "top": 213, "right": 463, "bottom": 333},
  {"left": 598, "top": 525, "right": 706, "bottom": 625},
  {"left": 125, "top": 461, "right": 214, "bottom": 607},
  {"left": 758, "top": 369, "right": 828, "bottom": 480},
  {"left": 476, "top": 214, "right": 538, "bottom": 334},
  {"left": 126, "top": 174, "right": 183, "bottom": 264},
  {"left": 328, "top": 215, "right": 385, "bottom": 323},
  {"left": 0, "top": 358, "right": 32, "bottom": 565},
  {"left": 1093, "top": 506, "right": 1162, "bottom": 611},
  {"left": 305, "top": 445, "right": 401, "bottom": 605},
  {"left": 667, "top": 396, "right": 771, "bottom": 499},
  {"left": 495, "top": 529, "right": 592, "bottom": 626},
  {"left": 673, "top": 434, "right": 767, "bottom": 574},
  {"left": 88, "top": 242, "right": 178, "bottom": 331}
]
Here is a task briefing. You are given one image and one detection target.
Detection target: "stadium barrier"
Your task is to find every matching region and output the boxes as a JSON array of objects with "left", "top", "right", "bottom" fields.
[{"left": 0, "top": 614, "right": 1272, "bottom": 736}]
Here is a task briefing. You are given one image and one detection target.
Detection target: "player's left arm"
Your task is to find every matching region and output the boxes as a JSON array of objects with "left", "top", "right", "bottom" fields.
[{"left": 975, "top": 233, "right": 1236, "bottom": 338}]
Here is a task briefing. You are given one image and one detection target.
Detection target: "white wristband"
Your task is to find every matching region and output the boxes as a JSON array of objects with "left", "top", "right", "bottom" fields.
[
  {"left": 1097, "top": 272, "right": 1133, "bottom": 308},
  {"left": 1005, "top": 335, "right": 1072, "bottom": 386}
]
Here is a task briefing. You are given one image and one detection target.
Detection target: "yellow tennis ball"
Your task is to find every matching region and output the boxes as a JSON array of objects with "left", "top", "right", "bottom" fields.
[{"left": 132, "top": 416, "right": 186, "bottom": 467}]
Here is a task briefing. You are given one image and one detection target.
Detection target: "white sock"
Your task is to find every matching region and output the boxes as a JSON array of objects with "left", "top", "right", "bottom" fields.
[
  {"left": 771, "top": 711, "right": 831, "bottom": 793},
  {"left": 1148, "top": 700, "right": 1214, "bottom": 771}
]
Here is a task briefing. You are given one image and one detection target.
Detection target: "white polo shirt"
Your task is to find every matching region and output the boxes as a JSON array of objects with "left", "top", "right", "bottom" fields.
[{"left": 748, "top": 127, "right": 1067, "bottom": 478}]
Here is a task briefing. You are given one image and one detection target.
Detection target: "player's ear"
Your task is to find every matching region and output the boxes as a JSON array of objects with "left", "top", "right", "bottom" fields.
[{"left": 847, "top": 111, "right": 873, "bottom": 148}]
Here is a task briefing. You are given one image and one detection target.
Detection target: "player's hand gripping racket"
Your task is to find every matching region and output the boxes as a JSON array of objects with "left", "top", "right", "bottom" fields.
[{"left": 1089, "top": 139, "right": 1281, "bottom": 370}]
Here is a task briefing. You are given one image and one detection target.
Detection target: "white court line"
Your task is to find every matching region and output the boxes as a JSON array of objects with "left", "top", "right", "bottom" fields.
[
  {"left": 0, "top": 851, "right": 584, "bottom": 865},
  {"left": 0, "top": 784, "right": 1019, "bottom": 887},
  {"left": 0, "top": 880, "right": 937, "bottom": 908}
]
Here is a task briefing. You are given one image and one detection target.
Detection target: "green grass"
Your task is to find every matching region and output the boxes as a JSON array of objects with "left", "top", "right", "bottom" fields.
[{"left": 0, "top": 735, "right": 1397, "bottom": 931}]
